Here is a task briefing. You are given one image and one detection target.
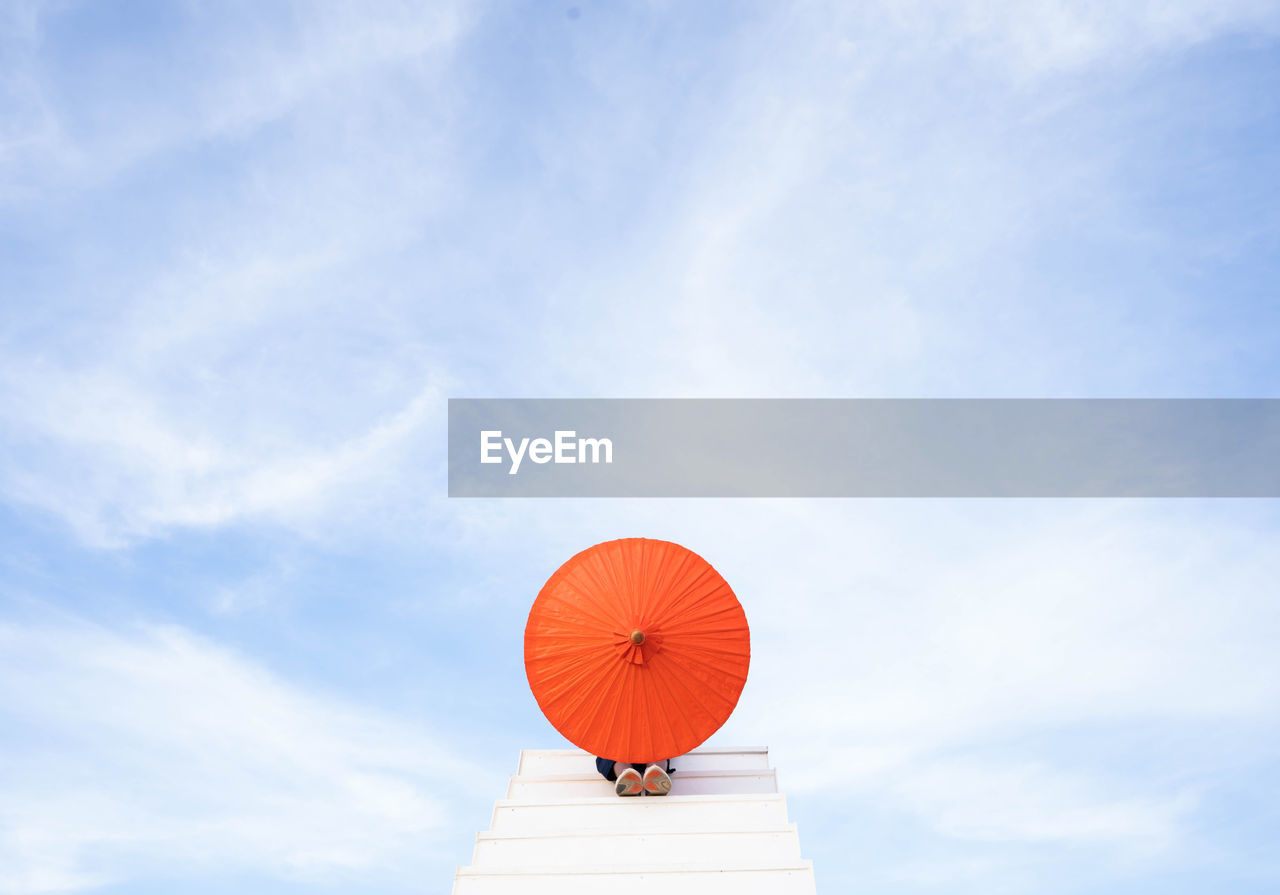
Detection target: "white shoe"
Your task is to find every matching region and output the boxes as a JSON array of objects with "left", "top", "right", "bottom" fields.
[
  {"left": 615, "top": 767, "right": 643, "bottom": 796},
  {"left": 643, "top": 764, "right": 672, "bottom": 796}
]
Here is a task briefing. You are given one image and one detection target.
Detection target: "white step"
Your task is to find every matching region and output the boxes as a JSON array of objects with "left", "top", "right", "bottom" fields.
[
  {"left": 489, "top": 793, "right": 791, "bottom": 835},
  {"left": 453, "top": 862, "right": 817, "bottom": 895},
  {"left": 453, "top": 748, "right": 814, "bottom": 895},
  {"left": 471, "top": 826, "right": 804, "bottom": 870},
  {"left": 506, "top": 767, "right": 778, "bottom": 799},
  {"left": 516, "top": 747, "right": 771, "bottom": 777}
]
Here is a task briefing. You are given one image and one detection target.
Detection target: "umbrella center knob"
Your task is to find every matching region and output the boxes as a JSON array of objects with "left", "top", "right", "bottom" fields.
[{"left": 630, "top": 630, "right": 645, "bottom": 645}]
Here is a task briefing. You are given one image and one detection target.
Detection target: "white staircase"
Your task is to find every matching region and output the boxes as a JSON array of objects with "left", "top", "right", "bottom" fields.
[{"left": 452, "top": 747, "right": 817, "bottom": 894}]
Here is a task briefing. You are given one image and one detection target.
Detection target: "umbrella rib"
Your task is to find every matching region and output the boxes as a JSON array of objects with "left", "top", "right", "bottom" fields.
[
  {"left": 650, "top": 655, "right": 717, "bottom": 749},
  {"left": 660, "top": 646, "right": 749, "bottom": 697},
  {"left": 647, "top": 658, "right": 696, "bottom": 758}
]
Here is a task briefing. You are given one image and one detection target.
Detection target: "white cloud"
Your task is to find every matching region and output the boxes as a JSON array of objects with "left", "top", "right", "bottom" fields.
[
  {"left": 852, "top": 0, "right": 1280, "bottom": 78},
  {"left": 5, "top": 1, "right": 1278, "bottom": 544},
  {"left": 511, "top": 0, "right": 1280, "bottom": 401},
  {"left": 1, "top": 1, "right": 470, "bottom": 548},
  {"left": 0, "top": 618, "right": 486, "bottom": 894},
  {"left": 682, "top": 500, "right": 1278, "bottom": 863},
  {"left": 1, "top": 0, "right": 471, "bottom": 195},
  {"left": 892, "top": 758, "right": 1191, "bottom": 848},
  {"left": 0, "top": 359, "right": 442, "bottom": 546}
]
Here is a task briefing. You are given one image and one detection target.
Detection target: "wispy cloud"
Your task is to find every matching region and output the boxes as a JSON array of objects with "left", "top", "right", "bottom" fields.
[
  {"left": 503, "top": 0, "right": 1280, "bottom": 400},
  {"left": 892, "top": 758, "right": 1192, "bottom": 848},
  {"left": 0, "top": 618, "right": 486, "bottom": 894},
  {"left": 1, "top": 0, "right": 470, "bottom": 546},
  {"left": 4, "top": 0, "right": 1277, "bottom": 546},
  {"left": 0, "top": 363, "right": 442, "bottom": 546},
  {"left": 1, "top": 0, "right": 471, "bottom": 197}
]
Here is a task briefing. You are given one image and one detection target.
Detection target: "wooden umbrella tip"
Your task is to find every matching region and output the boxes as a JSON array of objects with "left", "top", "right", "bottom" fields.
[{"left": 630, "top": 630, "right": 645, "bottom": 644}]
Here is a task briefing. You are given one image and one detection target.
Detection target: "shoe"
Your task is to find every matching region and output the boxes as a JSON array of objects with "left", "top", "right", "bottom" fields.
[
  {"left": 643, "top": 764, "right": 672, "bottom": 796},
  {"left": 615, "top": 767, "right": 643, "bottom": 796}
]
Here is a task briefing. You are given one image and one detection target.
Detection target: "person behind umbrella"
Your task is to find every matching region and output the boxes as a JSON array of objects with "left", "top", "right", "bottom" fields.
[
  {"left": 525, "top": 539, "right": 750, "bottom": 802},
  {"left": 595, "top": 755, "right": 672, "bottom": 797}
]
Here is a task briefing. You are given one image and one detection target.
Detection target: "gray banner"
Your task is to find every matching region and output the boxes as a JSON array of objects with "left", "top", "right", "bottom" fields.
[{"left": 447, "top": 399, "right": 1280, "bottom": 497}]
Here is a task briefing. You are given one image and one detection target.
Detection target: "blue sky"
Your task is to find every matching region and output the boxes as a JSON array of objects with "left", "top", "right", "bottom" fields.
[{"left": 2, "top": 1, "right": 1280, "bottom": 892}]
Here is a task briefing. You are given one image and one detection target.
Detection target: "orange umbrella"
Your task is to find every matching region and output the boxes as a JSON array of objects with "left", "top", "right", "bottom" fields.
[{"left": 525, "top": 537, "right": 750, "bottom": 764}]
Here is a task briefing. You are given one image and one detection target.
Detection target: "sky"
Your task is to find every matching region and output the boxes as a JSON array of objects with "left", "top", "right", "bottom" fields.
[{"left": 2, "top": 1, "right": 1280, "bottom": 892}]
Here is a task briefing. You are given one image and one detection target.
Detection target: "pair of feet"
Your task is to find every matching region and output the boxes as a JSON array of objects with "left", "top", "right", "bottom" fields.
[{"left": 615, "top": 764, "right": 671, "bottom": 797}]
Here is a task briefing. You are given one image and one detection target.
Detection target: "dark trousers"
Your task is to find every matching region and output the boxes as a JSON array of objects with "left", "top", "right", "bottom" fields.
[{"left": 595, "top": 756, "right": 671, "bottom": 781}]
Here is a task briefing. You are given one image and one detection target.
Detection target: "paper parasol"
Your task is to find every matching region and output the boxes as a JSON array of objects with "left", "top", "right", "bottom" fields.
[{"left": 524, "top": 537, "right": 750, "bottom": 763}]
